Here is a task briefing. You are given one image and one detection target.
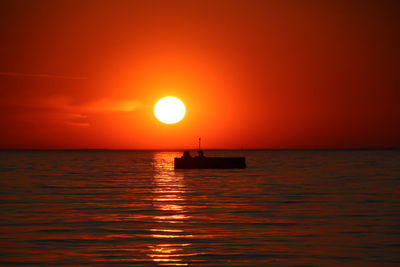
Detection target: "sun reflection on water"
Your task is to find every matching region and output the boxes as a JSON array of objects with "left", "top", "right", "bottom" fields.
[{"left": 149, "top": 152, "right": 193, "bottom": 266}]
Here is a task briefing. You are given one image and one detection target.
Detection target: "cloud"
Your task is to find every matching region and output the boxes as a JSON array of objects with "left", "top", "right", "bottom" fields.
[
  {"left": 0, "top": 95, "right": 144, "bottom": 128},
  {"left": 62, "top": 99, "right": 144, "bottom": 127},
  {"left": 5, "top": 95, "right": 144, "bottom": 113},
  {"left": 81, "top": 99, "right": 144, "bottom": 112},
  {"left": 65, "top": 114, "right": 90, "bottom": 127}
]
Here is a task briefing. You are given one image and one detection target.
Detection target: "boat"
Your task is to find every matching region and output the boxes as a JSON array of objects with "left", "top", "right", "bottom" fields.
[{"left": 174, "top": 139, "right": 246, "bottom": 169}]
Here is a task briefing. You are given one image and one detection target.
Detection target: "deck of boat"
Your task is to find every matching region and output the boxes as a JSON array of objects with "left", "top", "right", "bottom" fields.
[{"left": 174, "top": 156, "right": 246, "bottom": 169}]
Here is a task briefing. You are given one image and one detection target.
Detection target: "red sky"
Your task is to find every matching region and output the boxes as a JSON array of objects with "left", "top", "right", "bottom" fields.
[{"left": 0, "top": 0, "right": 399, "bottom": 149}]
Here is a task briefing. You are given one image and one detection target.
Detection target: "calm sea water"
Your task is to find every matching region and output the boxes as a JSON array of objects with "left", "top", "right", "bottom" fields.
[{"left": 0, "top": 150, "right": 399, "bottom": 266}]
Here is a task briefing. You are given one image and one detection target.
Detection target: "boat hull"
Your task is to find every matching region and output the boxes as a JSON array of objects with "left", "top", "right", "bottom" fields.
[{"left": 174, "top": 157, "right": 246, "bottom": 169}]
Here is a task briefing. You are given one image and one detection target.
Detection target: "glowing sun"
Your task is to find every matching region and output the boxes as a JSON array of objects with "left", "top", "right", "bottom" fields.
[{"left": 154, "top": 96, "right": 186, "bottom": 124}]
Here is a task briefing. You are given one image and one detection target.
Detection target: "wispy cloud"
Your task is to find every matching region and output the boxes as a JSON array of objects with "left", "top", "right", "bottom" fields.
[
  {"left": 0, "top": 71, "right": 87, "bottom": 80},
  {"left": 82, "top": 99, "right": 144, "bottom": 112},
  {"left": 62, "top": 99, "right": 144, "bottom": 127},
  {"left": 0, "top": 95, "right": 144, "bottom": 128},
  {"left": 65, "top": 114, "right": 91, "bottom": 127}
]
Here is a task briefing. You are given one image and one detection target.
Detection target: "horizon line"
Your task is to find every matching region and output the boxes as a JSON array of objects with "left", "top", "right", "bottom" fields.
[{"left": 0, "top": 147, "right": 399, "bottom": 151}]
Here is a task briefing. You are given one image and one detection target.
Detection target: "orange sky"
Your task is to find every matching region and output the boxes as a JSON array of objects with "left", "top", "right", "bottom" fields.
[{"left": 0, "top": 0, "right": 399, "bottom": 149}]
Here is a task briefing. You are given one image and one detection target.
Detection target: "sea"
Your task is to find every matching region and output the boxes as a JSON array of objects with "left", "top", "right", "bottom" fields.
[{"left": 0, "top": 150, "right": 399, "bottom": 266}]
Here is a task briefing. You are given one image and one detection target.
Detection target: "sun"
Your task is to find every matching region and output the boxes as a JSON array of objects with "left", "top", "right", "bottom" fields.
[{"left": 154, "top": 96, "right": 186, "bottom": 124}]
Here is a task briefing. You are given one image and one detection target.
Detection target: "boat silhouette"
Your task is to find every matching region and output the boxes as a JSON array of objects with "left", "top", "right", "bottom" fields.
[{"left": 174, "top": 138, "right": 246, "bottom": 169}]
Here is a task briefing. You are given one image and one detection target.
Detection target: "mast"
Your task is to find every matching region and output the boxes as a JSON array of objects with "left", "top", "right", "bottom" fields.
[{"left": 198, "top": 137, "right": 201, "bottom": 151}]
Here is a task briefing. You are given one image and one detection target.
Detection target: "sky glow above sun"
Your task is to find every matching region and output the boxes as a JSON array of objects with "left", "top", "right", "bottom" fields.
[{"left": 154, "top": 97, "right": 186, "bottom": 124}]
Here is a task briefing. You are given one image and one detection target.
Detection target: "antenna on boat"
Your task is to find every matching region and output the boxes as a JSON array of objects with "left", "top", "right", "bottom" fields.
[
  {"left": 198, "top": 137, "right": 201, "bottom": 151},
  {"left": 198, "top": 137, "right": 205, "bottom": 157}
]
